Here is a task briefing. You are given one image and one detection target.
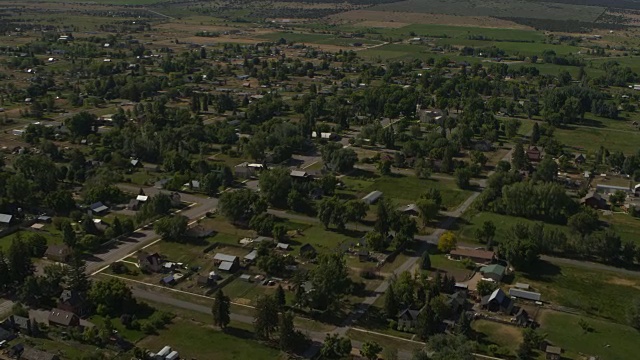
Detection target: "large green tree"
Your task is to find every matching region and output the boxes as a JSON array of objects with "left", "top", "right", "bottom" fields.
[{"left": 212, "top": 289, "right": 231, "bottom": 329}]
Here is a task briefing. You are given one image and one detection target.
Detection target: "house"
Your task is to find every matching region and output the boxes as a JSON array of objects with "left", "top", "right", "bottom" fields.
[
  {"left": 446, "top": 291, "right": 467, "bottom": 314},
  {"left": 397, "top": 308, "right": 421, "bottom": 329},
  {"left": 184, "top": 180, "right": 201, "bottom": 190},
  {"left": 299, "top": 243, "right": 317, "bottom": 259},
  {"left": 574, "top": 154, "right": 586, "bottom": 164},
  {"left": 213, "top": 253, "right": 239, "bottom": 272},
  {"left": 6, "top": 315, "right": 30, "bottom": 333},
  {"left": 311, "top": 131, "right": 337, "bottom": 140},
  {"left": 290, "top": 170, "right": 310, "bottom": 180},
  {"left": 480, "top": 264, "right": 506, "bottom": 282},
  {"left": 58, "top": 290, "right": 88, "bottom": 316},
  {"left": 45, "top": 244, "right": 72, "bottom": 263},
  {"left": 526, "top": 146, "right": 542, "bottom": 162},
  {"left": 20, "top": 347, "right": 59, "bottom": 360},
  {"left": 357, "top": 249, "right": 369, "bottom": 262},
  {"left": 509, "top": 288, "right": 542, "bottom": 302},
  {"left": 580, "top": 191, "right": 607, "bottom": 209},
  {"left": 234, "top": 162, "right": 262, "bottom": 179},
  {"left": 137, "top": 251, "right": 163, "bottom": 273},
  {"left": 48, "top": 309, "right": 80, "bottom": 327},
  {"left": 545, "top": 346, "right": 562, "bottom": 360},
  {"left": 37, "top": 215, "right": 52, "bottom": 223},
  {"left": 161, "top": 275, "right": 175, "bottom": 285},
  {"left": 362, "top": 191, "right": 383, "bottom": 205},
  {"left": 0, "top": 327, "right": 14, "bottom": 342},
  {"left": 397, "top": 203, "right": 420, "bottom": 217},
  {"left": 481, "top": 288, "right": 513, "bottom": 314},
  {"left": 0, "top": 213, "right": 13, "bottom": 226},
  {"left": 89, "top": 202, "right": 108, "bottom": 215},
  {"left": 513, "top": 308, "right": 530, "bottom": 327},
  {"left": 127, "top": 199, "right": 142, "bottom": 211},
  {"left": 276, "top": 242, "right": 290, "bottom": 251},
  {"left": 449, "top": 248, "right": 495, "bottom": 264}
]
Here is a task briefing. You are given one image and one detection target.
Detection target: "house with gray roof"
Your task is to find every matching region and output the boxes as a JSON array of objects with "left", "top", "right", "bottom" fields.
[{"left": 481, "top": 288, "right": 513, "bottom": 314}]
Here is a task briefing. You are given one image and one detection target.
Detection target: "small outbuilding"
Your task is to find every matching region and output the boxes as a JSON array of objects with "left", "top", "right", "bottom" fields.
[{"left": 362, "top": 191, "right": 383, "bottom": 205}]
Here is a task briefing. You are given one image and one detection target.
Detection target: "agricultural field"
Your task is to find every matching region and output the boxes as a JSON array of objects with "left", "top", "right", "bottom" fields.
[
  {"left": 370, "top": 0, "right": 605, "bottom": 22},
  {"left": 553, "top": 123, "right": 640, "bottom": 155}
]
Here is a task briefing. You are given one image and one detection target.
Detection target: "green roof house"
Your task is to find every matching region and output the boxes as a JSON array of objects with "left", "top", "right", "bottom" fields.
[{"left": 480, "top": 264, "right": 506, "bottom": 282}]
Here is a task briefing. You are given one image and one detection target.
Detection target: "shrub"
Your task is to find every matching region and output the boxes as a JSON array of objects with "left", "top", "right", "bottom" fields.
[
  {"left": 140, "top": 321, "right": 156, "bottom": 335},
  {"left": 461, "top": 258, "right": 476, "bottom": 270},
  {"left": 388, "top": 320, "right": 397, "bottom": 330},
  {"left": 110, "top": 262, "right": 128, "bottom": 274}
]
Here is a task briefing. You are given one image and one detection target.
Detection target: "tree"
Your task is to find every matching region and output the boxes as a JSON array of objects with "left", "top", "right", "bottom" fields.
[
  {"left": 532, "top": 157, "right": 557, "bottom": 183},
  {"left": 454, "top": 167, "right": 472, "bottom": 189},
  {"left": 322, "top": 143, "right": 358, "bottom": 173},
  {"left": 568, "top": 210, "right": 599, "bottom": 237},
  {"left": 454, "top": 313, "right": 472, "bottom": 338},
  {"left": 475, "top": 221, "right": 496, "bottom": 247},
  {"left": 211, "top": 289, "right": 230, "bottom": 329},
  {"left": 154, "top": 215, "right": 188, "bottom": 242},
  {"left": 414, "top": 158, "right": 432, "bottom": 179},
  {"left": 275, "top": 284, "right": 286, "bottom": 309},
  {"left": 476, "top": 280, "right": 498, "bottom": 297},
  {"left": 384, "top": 284, "right": 399, "bottom": 319},
  {"left": 512, "top": 142, "right": 526, "bottom": 170},
  {"left": 499, "top": 224, "right": 542, "bottom": 270},
  {"left": 7, "top": 238, "right": 34, "bottom": 283},
  {"left": 278, "top": 311, "right": 296, "bottom": 352},
  {"left": 67, "top": 252, "right": 91, "bottom": 293},
  {"left": 88, "top": 278, "right": 135, "bottom": 317},
  {"left": 259, "top": 167, "right": 292, "bottom": 208},
  {"left": 609, "top": 190, "right": 626, "bottom": 207},
  {"left": 320, "top": 333, "right": 352, "bottom": 359},
  {"left": 375, "top": 199, "right": 392, "bottom": 236},
  {"left": 66, "top": 111, "right": 95, "bottom": 138},
  {"left": 309, "top": 253, "right": 350, "bottom": 311},
  {"left": 255, "top": 295, "right": 279, "bottom": 340},
  {"left": 420, "top": 251, "right": 431, "bottom": 270},
  {"left": 379, "top": 159, "right": 392, "bottom": 176},
  {"left": 438, "top": 231, "right": 457, "bottom": 253},
  {"left": 427, "top": 334, "right": 476, "bottom": 360},
  {"left": 365, "top": 231, "right": 386, "bottom": 251},
  {"left": 416, "top": 198, "right": 439, "bottom": 226},
  {"left": 44, "top": 190, "right": 76, "bottom": 215},
  {"left": 504, "top": 118, "right": 521, "bottom": 139},
  {"left": 382, "top": 348, "right": 399, "bottom": 360},
  {"left": 317, "top": 196, "right": 347, "bottom": 230},
  {"left": 62, "top": 221, "right": 77, "bottom": 248},
  {"left": 530, "top": 122, "right": 540, "bottom": 144},
  {"left": 628, "top": 297, "right": 640, "bottom": 330},
  {"left": 361, "top": 341, "right": 383, "bottom": 360},
  {"left": 219, "top": 189, "right": 266, "bottom": 223}
]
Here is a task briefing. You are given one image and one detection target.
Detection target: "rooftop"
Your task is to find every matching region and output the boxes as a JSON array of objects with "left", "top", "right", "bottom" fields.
[
  {"left": 450, "top": 248, "right": 495, "bottom": 261},
  {"left": 213, "top": 253, "right": 237, "bottom": 262}
]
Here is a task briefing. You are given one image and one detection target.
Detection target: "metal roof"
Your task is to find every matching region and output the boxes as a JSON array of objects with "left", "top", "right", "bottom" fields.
[
  {"left": 213, "top": 253, "right": 237, "bottom": 262},
  {"left": 244, "top": 250, "right": 258, "bottom": 260},
  {"left": 0, "top": 214, "right": 12, "bottom": 224},
  {"left": 218, "top": 261, "right": 234, "bottom": 271},
  {"left": 509, "top": 288, "right": 542, "bottom": 301}
]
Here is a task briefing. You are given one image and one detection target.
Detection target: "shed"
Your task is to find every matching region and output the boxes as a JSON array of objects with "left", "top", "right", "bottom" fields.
[
  {"left": 89, "top": 202, "right": 108, "bottom": 214},
  {"left": 362, "top": 191, "right": 383, "bottom": 205},
  {"left": 136, "top": 195, "right": 149, "bottom": 202},
  {"left": 244, "top": 250, "right": 258, "bottom": 262},
  {"left": 219, "top": 261, "right": 235, "bottom": 271},
  {"left": 509, "top": 288, "right": 542, "bottom": 302},
  {"left": 545, "top": 346, "right": 562, "bottom": 360},
  {"left": 161, "top": 275, "right": 175, "bottom": 285},
  {"left": 299, "top": 243, "right": 317, "bottom": 258},
  {"left": 276, "top": 243, "right": 290, "bottom": 250},
  {"left": 239, "top": 274, "right": 252, "bottom": 282},
  {"left": 397, "top": 203, "right": 420, "bottom": 216},
  {"left": 166, "top": 351, "right": 179, "bottom": 360},
  {"left": 515, "top": 283, "right": 530, "bottom": 290},
  {"left": 19, "top": 347, "right": 59, "bottom": 360},
  {"left": 157, "top": 346, "right": 171, "bottom": 357},
  {"left": 0, "top": 214, "right": 13, "bottom": 224}
]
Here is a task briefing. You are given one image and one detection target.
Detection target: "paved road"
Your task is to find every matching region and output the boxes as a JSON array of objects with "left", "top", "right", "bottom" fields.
[
  {"left": 132, "top": 288, "right": 414, "bottom": 359},
  {"left": 84, "top": 185, "right": 219, "bottom": 274}
]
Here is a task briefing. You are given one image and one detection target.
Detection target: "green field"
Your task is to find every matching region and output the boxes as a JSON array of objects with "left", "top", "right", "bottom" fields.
[
  {"left": 138, "top": 320, "right": 282, "bottom": 360},
  {"left": 604, "top": 213, "right": 640, "bottom": 246},
  {"left": 0, "top": 227, "right": 63, "bottom": 252},
  {"left": 517, "top": 262, "right": 640, "bottom": 324},
  {"left": 370, "top": 0, "right": 604, "bottom": 21},
  {"left": 357, "top": 23, "right": 545, "bottom": 42},
  {"left": 472, "top": 319, "right": 522, "bottom": 356},
  {"left": 554, "top": 124, "right": 640, "bottom": 155},
  {"left": 540, "top": 310, "right": 640, "bottom": 360},
  {"left": 343, "top": 174, "right": 472, "bottom": 211}
]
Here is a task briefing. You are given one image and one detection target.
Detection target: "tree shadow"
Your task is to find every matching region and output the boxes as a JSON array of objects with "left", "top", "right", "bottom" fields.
[
  {"left": 224, "top": 326, "right": 256, "bottom": 340},
  {"left": 521, "top": 260, "right": 561, "bottom": 282},
  {"left": 349, "top": 168, "right": 379, "bottom": 179}
]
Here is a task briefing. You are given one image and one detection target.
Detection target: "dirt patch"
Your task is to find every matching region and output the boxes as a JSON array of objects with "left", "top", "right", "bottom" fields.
[
  {"left": 608, "top": 277, "right": 640, "bottom": 290},
  {"left": 234, "top": 298, "right": 252, "bottom": 305},
  {"left": 327, "top": 10, "right": 533, "bottom": 29}
]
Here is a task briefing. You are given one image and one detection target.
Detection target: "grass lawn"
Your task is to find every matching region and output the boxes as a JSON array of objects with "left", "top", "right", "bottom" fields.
[
  {"left": 90, "top": 315, "right": 146, "bottom": 342},
  {"left": 17, "top": 335, "right": 124, "bottom": 359},
  {"left": 137, "top": 320, "right": 283, "bottom": 360},
  {"left": 540, "top": 310, "right": 640, "bottom": 360},
  {"left": 345, "top": 328, "right": 424, "bottom": 354},
  {"left": 516, "top": 261, "right": 640, "bottom": 324},
  {"left": 472, "top": 319, "right": 522, "bottom": 356},
  {"left": 0, "top": 227, "right": 64, "bottom": 252},
  {"left": 290, "top": 224, "right": 366, "bottom": 256},
  {"left": 602, "top": 213, "right": 640, "bottom": 246}
]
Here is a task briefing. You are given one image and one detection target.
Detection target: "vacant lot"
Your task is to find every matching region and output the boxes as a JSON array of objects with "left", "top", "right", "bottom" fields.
[
  {"left": 540, "top": 310, "right": 640, "bottom": 360},
  {"left": 457, "top": 211, "right": 567, "bottom": 245},
  {"left": 554, "top": 124, "right": 640, "bottom": 155},
  {"left": 138, "top": 320, "right": 282, "bottom": 360},
  {"left": 370, "top": 0, "right": 604, "bottom": 22}
]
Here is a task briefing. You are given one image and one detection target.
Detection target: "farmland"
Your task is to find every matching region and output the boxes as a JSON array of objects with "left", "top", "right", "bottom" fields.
[{"left": 370, "top": 0, "right": 605, "bottom": 22}]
